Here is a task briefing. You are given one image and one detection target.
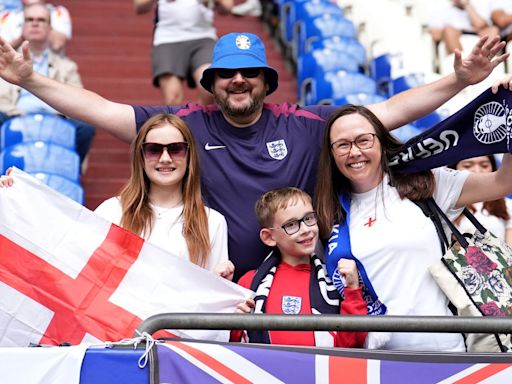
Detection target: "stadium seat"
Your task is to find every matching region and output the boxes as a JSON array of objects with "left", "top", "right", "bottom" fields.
[
  {"left": 0, "top": 142, "right": 80, "bottom": 181},
  {"left": 280, "top": 0, "right": 344, "bottom": 50},
  {"left": 389, "top": 72, "right": 425, "bottom": 95},
  {"left": 333, "top": 92, "right": 387, "bottom": 106},
  {"left": 305, "top": 36, "right": 366, "bottom": 67},
  {"left": 0, "top": 113, "right": 76, "bottom": 151},
  {"left": 29, "top": 172, "right": 84, "bottom": 204},
  {"left": 0, "top": 0, "right": 21, "bottom": 11},
  {"left": 391, "top": 124, "right": 423, "bottom": 142},
  {"left": 297, "top": 48, "right": 360, "bottom": 99},
  {"left": 302, "top": 70, "right": 377, "bottom": 105},
  {"left": 412, "top": 111, "right": 444, "bottom": 130},
  {"left": 293, "top": 13, "right": 356, "bottom": 62},
  {"left": 370, "top": 53, "right": 405, "bottom": 95}
]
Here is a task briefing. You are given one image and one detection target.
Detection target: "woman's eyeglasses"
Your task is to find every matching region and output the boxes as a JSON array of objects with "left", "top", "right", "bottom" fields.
[
  {"left": 330, "top": 133, "right": 377, "bottom": 156},
  {"left": 271, "top": 212, "right": 318, "bottom": 236},
  {"left": 216, "top": 68, "right": 261, "bottom": 79},
  {"left": 142, "top": 142, "right": 189, "bottom": 161}
]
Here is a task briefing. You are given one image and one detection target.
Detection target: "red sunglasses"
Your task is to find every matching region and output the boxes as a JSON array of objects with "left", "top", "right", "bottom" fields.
[{"left": 142, "top": 142, "right": 189, "bottom": 161}]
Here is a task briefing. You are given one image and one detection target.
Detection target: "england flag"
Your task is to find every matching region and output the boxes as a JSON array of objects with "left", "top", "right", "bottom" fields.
[{"left": 0, "top": 168, "right": 252, "bottom": 347}]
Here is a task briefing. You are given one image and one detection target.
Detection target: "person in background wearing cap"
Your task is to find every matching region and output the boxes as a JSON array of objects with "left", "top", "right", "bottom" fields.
[
  {"left": 132, "top": 0, "right": 234, "bottom": 106},
  {"left": 0, "top": 31, "right": 508, "bottom": 281}
]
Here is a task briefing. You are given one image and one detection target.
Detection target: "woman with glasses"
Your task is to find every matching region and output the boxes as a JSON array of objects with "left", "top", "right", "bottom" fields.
[
  {"left": 94, "top": 113, "right": 233, "bottom": 278},
  {"left": 314, "top": 104, "right": 512, "bottom": 352}
]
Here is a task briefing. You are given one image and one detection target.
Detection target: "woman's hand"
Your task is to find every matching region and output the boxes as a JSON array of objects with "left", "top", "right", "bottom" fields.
[{"left": 491, "top": 73, "right": 512, "bottom": 94}]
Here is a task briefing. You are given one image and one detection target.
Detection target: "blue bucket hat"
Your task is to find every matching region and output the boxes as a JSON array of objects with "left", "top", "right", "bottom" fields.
[{"left": 200, "top": 32, "right": 279, "bottom": 95}]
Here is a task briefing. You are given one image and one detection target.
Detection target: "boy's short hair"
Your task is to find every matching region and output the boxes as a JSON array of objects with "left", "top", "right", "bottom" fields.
[{"left": 255, "top": 187, "right": 313, "bottom": 228}]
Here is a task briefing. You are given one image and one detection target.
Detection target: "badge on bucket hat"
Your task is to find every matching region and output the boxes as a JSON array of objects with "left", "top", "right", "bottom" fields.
[{"left": 235, "top": 34, "right": 251, "bottom": 50}]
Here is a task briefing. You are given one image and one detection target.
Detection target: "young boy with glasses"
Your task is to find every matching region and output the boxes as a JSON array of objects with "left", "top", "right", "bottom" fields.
[{"left": 231, "top": 187, "right": 367, "bottom": 347}]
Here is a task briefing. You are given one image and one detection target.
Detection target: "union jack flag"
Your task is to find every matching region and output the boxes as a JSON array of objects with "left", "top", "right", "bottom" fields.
[{"left": 156, "top": 341, "right": 512, "bottom": 384}]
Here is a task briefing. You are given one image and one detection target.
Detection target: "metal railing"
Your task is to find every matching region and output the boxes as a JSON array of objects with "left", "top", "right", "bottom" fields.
[{"left": 136, "top": 313, "right": 512, "bottom": 336}]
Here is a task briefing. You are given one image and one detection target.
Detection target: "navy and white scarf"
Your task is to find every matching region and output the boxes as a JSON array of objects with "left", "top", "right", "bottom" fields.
[
  {"left": 325, "top": 193, "right": 387, "bottom": 316},
  {"left": 246, "top": 250, "right": 341, "bottom": 346},
  {"left": 391, "top": 87, "right": 512, "bottom": 173}
]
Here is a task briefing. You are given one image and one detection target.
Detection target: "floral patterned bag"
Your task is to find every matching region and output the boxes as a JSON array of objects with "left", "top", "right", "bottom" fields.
[{"left": 419, "top": 199, "right": 512, "bottom": 352}]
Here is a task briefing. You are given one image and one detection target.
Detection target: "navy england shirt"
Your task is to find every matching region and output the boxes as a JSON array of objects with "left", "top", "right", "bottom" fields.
[{"left": 134, "top": 103, "right": 336, "bottom": 281}]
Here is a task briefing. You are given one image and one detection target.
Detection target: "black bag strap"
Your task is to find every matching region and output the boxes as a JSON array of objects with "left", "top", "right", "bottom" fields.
[
  {"left": 413, "top": 199, "right": 450, "bottom": 254},
  {"left": 460, "top": 207, "right": 487, "bottom": 234}
]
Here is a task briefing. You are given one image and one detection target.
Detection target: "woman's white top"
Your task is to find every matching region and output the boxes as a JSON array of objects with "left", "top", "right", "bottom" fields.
[
  {"left": 94, "top": 197, "right": 228, "bottom": 272},
  {"left": 349, "top": 167, "right": 469, "bottom": 352}
]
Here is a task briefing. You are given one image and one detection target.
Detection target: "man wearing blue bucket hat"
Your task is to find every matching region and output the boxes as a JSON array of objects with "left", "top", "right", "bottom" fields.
[{"left": 0, "top": 31, "right": 508, "bottom": 281}]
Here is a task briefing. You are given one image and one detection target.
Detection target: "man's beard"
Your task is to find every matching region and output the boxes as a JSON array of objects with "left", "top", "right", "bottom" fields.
[{"left": 214, "top": 89, "right": 265, "bottom": 119}]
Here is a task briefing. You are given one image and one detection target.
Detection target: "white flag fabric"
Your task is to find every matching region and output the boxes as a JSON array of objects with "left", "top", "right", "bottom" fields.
[
  {"left": 0, "top": 168, "right": 253, "bottom": 347},
  {"left": 0, "top": 344, "right": 89, "bottom": 384}
]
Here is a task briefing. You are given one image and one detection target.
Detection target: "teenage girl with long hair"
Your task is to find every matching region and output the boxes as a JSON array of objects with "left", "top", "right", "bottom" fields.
[{"left": 93, "top": 113, "right": 233, "bottom": 277}]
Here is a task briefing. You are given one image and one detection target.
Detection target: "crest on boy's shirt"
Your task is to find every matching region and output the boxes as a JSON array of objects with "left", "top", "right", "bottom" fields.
[
  {"left": 473, "top": 101, "right": 507, "bottom": 144},
  {"left": 266, "top": 139, "right": 288, "bottom": 160},
  {"left": 282, "top": 295, "right": 302, "bottom": 314}
]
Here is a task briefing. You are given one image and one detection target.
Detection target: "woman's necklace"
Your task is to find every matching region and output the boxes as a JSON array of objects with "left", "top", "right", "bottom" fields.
[
  {"left": 154, "top": 206, "right": 174, "bottom": 220},
  {"left": 152, "top": 200, "right": 183, "bottom": 220}
]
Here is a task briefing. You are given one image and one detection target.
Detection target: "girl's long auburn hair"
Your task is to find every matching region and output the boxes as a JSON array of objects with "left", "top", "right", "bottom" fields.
[
  {"left": 449, "top": 155, "right": 510, "bottom": 224},
  {"left": 315, "top": 104, "right": 435, "bottom": 240},
  {"left": 118, "top": 114, "right": 210, "bottom": 267}
]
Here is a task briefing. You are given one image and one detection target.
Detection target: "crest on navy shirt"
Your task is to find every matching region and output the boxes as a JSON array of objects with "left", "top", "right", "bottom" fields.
[
  {"left": 473, "top": 101, "right": 508, "bottom": 144},
  {"left": 266, "top": 139, "right": 288, "bottom": 160},
  {"left": 282, "top": 295, "right": 302, "bottom": 314}
]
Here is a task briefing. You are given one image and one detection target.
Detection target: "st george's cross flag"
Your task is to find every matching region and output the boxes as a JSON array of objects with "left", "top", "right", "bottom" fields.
[{"left": 0, "top": 168, "right": 253, "bottom": 347}]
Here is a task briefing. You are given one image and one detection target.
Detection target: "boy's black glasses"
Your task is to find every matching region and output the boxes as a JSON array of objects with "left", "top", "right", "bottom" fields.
[
  {"left": 216, "top": 68, "right": 262, "bottom": 79},
  {"left": 271, "top": 212, "right": 318, "bottom": 235},
  {"left": 142, "top": 142, "right": 189, "bottom": 161}
]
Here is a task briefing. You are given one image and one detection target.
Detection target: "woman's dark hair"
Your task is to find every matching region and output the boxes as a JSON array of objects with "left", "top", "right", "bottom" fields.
[
  {"left": 449, "top": 155, "right": 510, "bottom": 223},
  {"left": 315, "top": 104, "right": 435, "bottom": 239}
]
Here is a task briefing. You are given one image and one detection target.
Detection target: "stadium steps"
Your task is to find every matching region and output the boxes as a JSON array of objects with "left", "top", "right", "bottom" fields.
[{"left": 57, "top": 0, "right": 297, "bottom": 210}]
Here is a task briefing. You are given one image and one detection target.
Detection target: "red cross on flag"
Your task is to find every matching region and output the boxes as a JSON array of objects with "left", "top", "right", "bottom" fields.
[{"left": 0, "top": 168, "right": 252, "bottom": 347}]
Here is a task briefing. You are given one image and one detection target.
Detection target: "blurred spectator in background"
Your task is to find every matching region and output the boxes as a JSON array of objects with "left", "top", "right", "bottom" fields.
[
  {"left": 0, "top": 3, "right": 94, "bottom": 168},
  {"left": 429, "top": 0, "right": 498, "bottom": 55},
  {"left": 491, "top": 0, "right": 512, "bottom": 41},
  {"left": 133, "top": 0, "right": 234, "bottom": 105},
  {"left": 450, "top": 155, "right": 512, "bottom": 245},
  {"left": 231, "top": 0, "right": 261, "bottom": 17},
  {"left": 0, "top": 0, "right": 71, "bottom": 54}
]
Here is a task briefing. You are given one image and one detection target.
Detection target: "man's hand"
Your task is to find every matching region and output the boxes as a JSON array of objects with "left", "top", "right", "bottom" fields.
[
  {"left": 0, "top": 39, "right": 33, "bottom": 86},
  {"left": 454, "top": 35, "right": 508, "bottom": 87}
]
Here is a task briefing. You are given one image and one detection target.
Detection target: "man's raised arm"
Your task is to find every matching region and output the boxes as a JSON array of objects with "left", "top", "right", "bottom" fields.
[
  {"left": 0, "top": 39, "right": 136, "bottom": 143},
  {"left": 368, "top": 35, "right": 508, "bottom": 131}
]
